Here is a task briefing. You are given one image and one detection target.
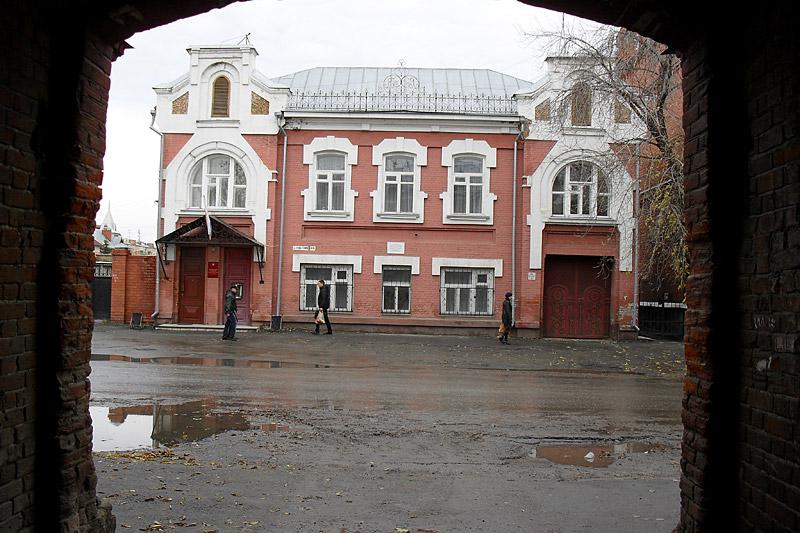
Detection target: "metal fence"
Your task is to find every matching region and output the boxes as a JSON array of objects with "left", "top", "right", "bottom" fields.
[
  {"left": 638, "top": 302, "right": 686, "bottom": 340},
  {"left": 287, "top": 91, "right": 519, "bottom": 115}
]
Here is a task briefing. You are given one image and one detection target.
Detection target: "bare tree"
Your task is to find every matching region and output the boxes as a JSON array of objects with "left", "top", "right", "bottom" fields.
[{"left": 528, "top": 24, "right": 686, "bottom": 297}]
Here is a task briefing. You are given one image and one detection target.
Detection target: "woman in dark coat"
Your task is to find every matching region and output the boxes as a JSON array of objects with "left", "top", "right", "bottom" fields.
[{"left": 498, "top": 291, "right": 513, "bottom": 344}]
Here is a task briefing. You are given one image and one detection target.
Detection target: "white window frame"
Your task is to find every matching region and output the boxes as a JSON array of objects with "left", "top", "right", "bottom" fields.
[
  {"left": 440, "top": 139, "right": 497, "bottom": 224},
  {"left": 381, "top": 154, "right": 416, "bottom": 215},
  {"left": 371, "top": 137, "right": 428, "bottom": 223},
  {"left": 381, "top": 265, "right": 412, "bottom": 314},
  {"left": 299, "top": 264, "right": 354, "bottom": 312},
  {"left": 313, "top": 152, "right": 347, "bottom": 212},
  {"left": 188, "top": 155, "right": 247, "bottom": 210},
  {"left": 302, "top": 136, "right": 359, "bottom": 222},
  {"left": 550, "top": 161, "right": 611, "bottom": 219},
  {"left": 439, "top": 267, "right": 495, "bottom": 316}
]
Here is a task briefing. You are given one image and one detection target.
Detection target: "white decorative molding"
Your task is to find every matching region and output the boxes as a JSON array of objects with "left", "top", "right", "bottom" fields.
[
  {"left": 440, "top": 138, "right": 498, "bottom": 225},
  {"left": 162, "top": 133, "right": 273, "bottom": 246},
  {"left": 373, "top": 256, "right": 420, "bottom": 275},
  {"left": 292, "top": 254, "right": 363, "bottom": 273},
  {"left": 370, "top": 137, "right": 428, "bottom": 224},
  {"left": 431, "top": 257, "right": 503, "bottom": 277},
  {"left": 527, "top": 140, "right": 635, "bottom": 271},
  {"left": 301, "top": 136, "right": 359, "bottom": 222}
]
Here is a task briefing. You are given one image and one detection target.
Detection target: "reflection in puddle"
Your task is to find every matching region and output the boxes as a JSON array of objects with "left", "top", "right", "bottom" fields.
[
  {"left": 530, "top": 442, "right": 660, "bottom": 468},
  {"left": 91, "top": 399, "right": 293, "bottom": 452},
  {"left": 91, "top": 354, "right": 330, "bottom": 369}
]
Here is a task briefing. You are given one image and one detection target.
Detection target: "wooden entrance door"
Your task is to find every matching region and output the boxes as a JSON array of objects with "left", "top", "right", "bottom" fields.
[
  {"left": 544, "top": 255, "right": 611, "bottom": 338},
  {"left": 179, "top": 247, "right": 205, "bottom": 324},
  {"left": 223, "top": 247, "right": 251, "bottom": 325}
]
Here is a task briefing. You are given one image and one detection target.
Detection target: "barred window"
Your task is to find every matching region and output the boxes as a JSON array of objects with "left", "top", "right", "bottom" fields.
[
  {"left": 440, "top": 267, "right": 494, "bottom": 316},
  {"left": 382, "top": 266, "right": 411, "bottom": 314},
  {"left": 300, "top": 264, "right": 353, "bottom": 312}
]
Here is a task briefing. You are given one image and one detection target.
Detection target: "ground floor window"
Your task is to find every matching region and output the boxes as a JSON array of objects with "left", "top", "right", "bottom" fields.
[
  {"left": 382, "top": 266, "right": 412, "bottom": 314},
  {"left": 300, "top": 264, "right": 353, "bottom": 312},
  {"left": 440, "top": 267, "right": 494, "bottom": 316}
]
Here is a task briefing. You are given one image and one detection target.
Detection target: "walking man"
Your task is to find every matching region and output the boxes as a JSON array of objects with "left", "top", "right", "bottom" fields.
[
  {"left": 222, "top": 284, "right": 238, "bottom": 341},
  {"left": 497, "top": 291, "right": 513, "bottom": 344},
  {"left": 314, "top": 279, "right": 332, "bottom": 335}
]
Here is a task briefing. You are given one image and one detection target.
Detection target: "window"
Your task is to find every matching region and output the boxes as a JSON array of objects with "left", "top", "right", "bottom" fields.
[
  {"left": 211, "top": 76, "right": 230, "bottom": 118},
  {"left": 383, "top": 155, "right": 415, "bottom": 214},
  {"left": 453, "top": 156, "right": 484, "bottom": 215},
  {"left": 440, "top": 139, "right": 496, "bottom": 224},
  {"left": 300, "top": 264, "right": 353, "bottom": 312},
  {"left": 382, "top": 266, "right": 411, "bottom": 314},
  {"left": 315, "top": 153, "right": 346, "bottom": 212},
  {"left": 303, "top": 137, "right": 358, "bottom": 221},
  {"left": 189, "top": 155, "right": 247, "bottom": 209},
  {"left": 551, "top": 161, "right": 610, "bottom": 218},
  {"left": 371, "top": 137, "right": 427, "bottom": 223},
  {"left": 440, "top": 268, "right": 494, "bottom": 316},
  {"left": 570, "top": 82, "right": 592, "bottom": 126}
]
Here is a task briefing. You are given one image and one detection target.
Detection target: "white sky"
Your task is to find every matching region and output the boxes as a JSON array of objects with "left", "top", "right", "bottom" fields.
[{"left": 100, "top": 0, "right": 599, "bottom": 242}]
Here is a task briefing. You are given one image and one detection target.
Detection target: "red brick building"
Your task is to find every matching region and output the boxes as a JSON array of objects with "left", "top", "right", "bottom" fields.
[{"left": 148, "top": 45, "right": 640, "bottom": 338}]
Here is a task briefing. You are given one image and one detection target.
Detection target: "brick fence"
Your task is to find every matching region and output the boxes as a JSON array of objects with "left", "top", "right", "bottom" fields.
[{"left": 111, "top": 249, "right": 155, "bottom": 325}]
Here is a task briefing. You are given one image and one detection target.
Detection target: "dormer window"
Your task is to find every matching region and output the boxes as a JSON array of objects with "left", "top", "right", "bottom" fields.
[
  {"left": 211, "top": 76, "right": 230, "bottom": 117},
  {"left": 570, "top": 82, "right": 592, "bottom": 126}
]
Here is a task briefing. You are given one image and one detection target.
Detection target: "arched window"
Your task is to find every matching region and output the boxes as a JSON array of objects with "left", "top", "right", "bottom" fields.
[
  {"left": 189, "top": 155, "right": 246, "bottom": 209},
  {"left": 570, "top": 82, "right": 592, "bottom": 126},
  {"left": 551, "top": 161, "right": 610, "bottom": 217},
  {"left": 211, "top": 76, "right": 230, "bottom": 117}
]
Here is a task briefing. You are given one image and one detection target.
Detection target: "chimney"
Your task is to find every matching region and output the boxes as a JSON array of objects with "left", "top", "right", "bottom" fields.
[{"left": 102, "top": 227, "right": 112, "bottom": 242}]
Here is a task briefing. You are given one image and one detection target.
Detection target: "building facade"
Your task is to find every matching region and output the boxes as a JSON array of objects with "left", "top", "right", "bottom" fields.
[{"left": 151, "top": 45, "right": 640, "bottom": 338}]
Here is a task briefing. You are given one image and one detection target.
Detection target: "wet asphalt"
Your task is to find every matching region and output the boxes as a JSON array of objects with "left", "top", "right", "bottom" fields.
[{"left": 90, "top": 323, "right": 684, "bottom": 532}]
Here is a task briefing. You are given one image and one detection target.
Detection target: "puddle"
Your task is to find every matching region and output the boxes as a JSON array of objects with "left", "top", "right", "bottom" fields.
[
  {"left": 91, "top": 354, "right": 330, "bottom": 369},
  {"left": 529, "top": 442, "right": 660, "bottom": 468},
  {"left": 91, "top": 399, "right": 296, "bottom": 451}
]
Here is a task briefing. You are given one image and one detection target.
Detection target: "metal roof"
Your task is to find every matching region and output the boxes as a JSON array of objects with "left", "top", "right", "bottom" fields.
[{"left": 271, "top": 67, "right": 534, "bottom": 97}]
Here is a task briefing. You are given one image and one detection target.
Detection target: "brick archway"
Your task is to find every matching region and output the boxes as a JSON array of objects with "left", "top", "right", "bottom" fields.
[{"left": 1, "top": 1, "right": 797, "bottom": 531}]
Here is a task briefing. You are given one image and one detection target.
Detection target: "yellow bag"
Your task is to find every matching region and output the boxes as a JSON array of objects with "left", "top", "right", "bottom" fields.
[{"left": 498, "top": 324, "right": 508, "bottom": 334}]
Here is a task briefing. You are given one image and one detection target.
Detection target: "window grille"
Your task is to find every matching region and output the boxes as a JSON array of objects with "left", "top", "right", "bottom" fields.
[
  {"left": 440, "top": 267, "right": 494, "bottom": 316},
  {"left": 300, "top": 264, "right": 353, "bottom": 312},
  {"left": 382, "top": 266, "right": 412, "bottom": 314}
]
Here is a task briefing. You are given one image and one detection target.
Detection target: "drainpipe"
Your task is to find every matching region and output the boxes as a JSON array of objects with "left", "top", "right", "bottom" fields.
[
  {"left": 632, "top": 142, "right": 641, "bottom": 331},
  {"left": 149, "top": 107, "right": 164, "bottom": 323},
  {"left": 272, "top": 112, "right": 288, "bottom": 330},
  {"left": 511, "top": 123, "right": 525, "bottom": 325}
]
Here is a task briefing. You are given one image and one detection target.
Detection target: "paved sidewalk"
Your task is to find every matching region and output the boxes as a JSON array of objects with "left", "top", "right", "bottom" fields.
[{"left": 92, "top": 322, "right": 685, "bottom": 378}]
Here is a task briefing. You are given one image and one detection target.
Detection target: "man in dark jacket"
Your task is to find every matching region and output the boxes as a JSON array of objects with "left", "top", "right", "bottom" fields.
[
  {"left": 314, "top": 279, "right": 332, "bottom": 335},
  {"left": 222, "top": 284, "right": 238, "bottom": 340},
  {"left": 498, "top": 291, "right": 513, "bottom": 344}
]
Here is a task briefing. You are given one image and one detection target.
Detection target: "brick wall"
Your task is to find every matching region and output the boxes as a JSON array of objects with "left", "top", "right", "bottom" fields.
[
  {"left": 737, "top": 4, "right": 800, "bottom": 530},
  {"left": 111, "top": 249, "right": 156, "bottom": 325}
]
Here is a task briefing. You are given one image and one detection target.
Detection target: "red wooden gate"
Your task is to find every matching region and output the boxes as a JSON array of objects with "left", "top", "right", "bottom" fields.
[{"left": 543, "top": 255, "right": 611, "bottom": 338}]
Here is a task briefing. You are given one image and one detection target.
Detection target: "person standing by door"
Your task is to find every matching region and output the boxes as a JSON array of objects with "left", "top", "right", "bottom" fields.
[
  {"left": 314, "top": 279, "right": 332, "bottom": 335},
  {"left": 222, "top": 284, "right": 238, "bottom": 340}
]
